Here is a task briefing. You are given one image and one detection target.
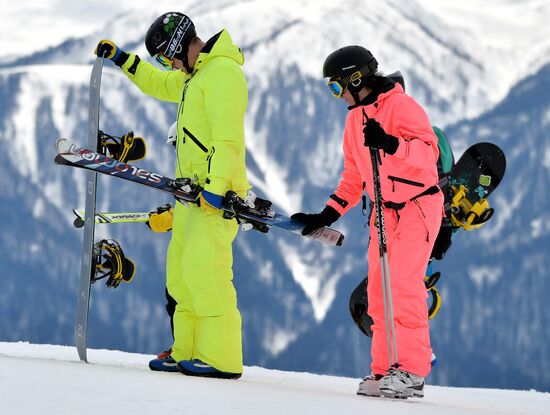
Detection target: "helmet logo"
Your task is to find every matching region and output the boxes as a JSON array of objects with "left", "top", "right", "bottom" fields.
[
  {"left": 350, "top": 71, "right": 362, "bottom": 81},
  {"left": 152, "top": 32, "right": 165, "bottom": 49},
  {"left": 162, "top": 14, "right": 179, "bottom": 33},
  {"left": 165, "top": 17, "right": 192, "bottom": 58}
]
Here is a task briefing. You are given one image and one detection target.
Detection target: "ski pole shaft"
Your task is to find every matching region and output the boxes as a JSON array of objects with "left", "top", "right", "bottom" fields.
[
  {"left": 369, "top": 147, "right": 399, "bottom": 369},
  {"left": 73, "top": 210, "right": 150, "bottom": 228}
]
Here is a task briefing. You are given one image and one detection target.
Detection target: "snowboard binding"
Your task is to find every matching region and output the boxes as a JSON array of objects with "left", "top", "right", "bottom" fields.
[
  {"left": 349, "top": 271, "right": 443, "bottom": 338},
  {"left": 424, "top": 272, "right": 442, "bottom": 320},
  {"left": 167, "top": 178, "right": 202, "bottom": 205},
  {"left": 222, "top": 190, "right": 274, "bottom": 233},
  {"left": 91, "top": 239, "right": 135, "bottom": 289},
  {"left": 100, "top": 130, "right": 146, "bottom": 163},
  {"left": 450, "top": 184, "right": 494, "bottom": 230}
]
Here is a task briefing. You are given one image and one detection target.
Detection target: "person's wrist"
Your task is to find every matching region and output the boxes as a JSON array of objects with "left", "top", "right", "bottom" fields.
[
  {"left": 113, "top": 49, "right": 129, "bottom": 67},
  {"left": 321, "top": 205, "right": 341, "bottom": 225}
]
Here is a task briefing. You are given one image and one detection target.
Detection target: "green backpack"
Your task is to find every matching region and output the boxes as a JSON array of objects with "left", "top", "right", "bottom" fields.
[{"left": 433, "top": 125, "right": 454, "bottom": 177}]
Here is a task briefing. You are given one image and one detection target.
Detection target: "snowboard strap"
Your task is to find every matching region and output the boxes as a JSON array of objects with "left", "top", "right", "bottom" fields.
[
  {"left": 450, "top": 185, "right": 494, "bottom": 230},
  {"left": 424, "top": 271, "right": 442, "bottom": 319},
  {"left": 427, "top": 285, "right": 441, "bottom": 319},
  {"left": 92, "top": 239, "right": 135, "bottom": 289},
  {"left": 100, "top": 131, "right": 146, "bottom": 163}
]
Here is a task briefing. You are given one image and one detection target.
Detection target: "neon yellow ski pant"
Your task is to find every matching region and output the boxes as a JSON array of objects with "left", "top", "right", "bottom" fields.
[{"left": 166, "top": 202, "right": 242, "bottom": 373}]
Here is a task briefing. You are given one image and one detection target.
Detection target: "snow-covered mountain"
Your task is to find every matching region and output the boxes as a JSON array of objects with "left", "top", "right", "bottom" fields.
[{"left": 0, "top": 0, "right": 549, "bottom": 391}]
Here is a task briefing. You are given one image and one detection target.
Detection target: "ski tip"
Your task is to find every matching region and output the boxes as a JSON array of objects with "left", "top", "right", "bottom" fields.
[
  {"left": 55, "top": 138, "right": 68, "bottom": 151},
  {"left": 336, "top": 234, "right": 345, "bottom": 246}
]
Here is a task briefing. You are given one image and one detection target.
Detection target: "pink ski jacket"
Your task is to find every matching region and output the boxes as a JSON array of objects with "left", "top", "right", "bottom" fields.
[{"left": 326, "top": 83, "right": 439, "bottom": 215}]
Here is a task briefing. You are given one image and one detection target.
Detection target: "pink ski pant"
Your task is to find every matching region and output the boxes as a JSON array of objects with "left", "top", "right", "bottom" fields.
[{"left": 367, "top": 191, "right": 443, "bottom": 377}]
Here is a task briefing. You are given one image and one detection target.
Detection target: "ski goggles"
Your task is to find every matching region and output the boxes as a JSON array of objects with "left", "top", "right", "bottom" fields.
[
  {"left": 327, "top": 70, "right": 364, "bottom": 98},
  {"left": 327, "top": 79, "right": 346, "bottom": 98},
  {"left": 154, "top": 53, "right": 174, "bottom": 70}
]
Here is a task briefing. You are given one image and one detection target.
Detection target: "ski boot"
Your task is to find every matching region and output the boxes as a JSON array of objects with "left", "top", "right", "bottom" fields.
[
  {"left": 177, "top": 359, "right": 242, "bottom": 379},
  {"left": 379, "top": 368, "right": 424, "bottom": 399},
  {"left": 149, "top": 356, "right": 179, "bottom": 372},
  {"left": 357, "top": 374, "right": 384, "bottom": 397}
]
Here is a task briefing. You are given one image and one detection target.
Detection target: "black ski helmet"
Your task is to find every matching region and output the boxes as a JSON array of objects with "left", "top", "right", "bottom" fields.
[
  {"left": 145, "top": 12, "right": 196, "bottom": 69},
  {"left": 322, "top": 45, "right": 378, "bottom": 80}
]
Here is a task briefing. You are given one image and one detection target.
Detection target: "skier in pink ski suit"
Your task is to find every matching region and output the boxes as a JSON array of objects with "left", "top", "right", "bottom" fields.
[{"left": 292, "top": 46, "right": 443, "bottom": 398}]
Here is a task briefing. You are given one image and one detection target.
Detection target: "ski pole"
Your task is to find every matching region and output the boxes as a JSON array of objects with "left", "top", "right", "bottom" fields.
[
  {"left": 369, "top": 147, "right": 399, "bottom": 369},
  {"left": 72, "top": 209, "right": 150, "bottom": 228},
  {"left": 365, "top": 116, "right": 399, "bottom": 372}
]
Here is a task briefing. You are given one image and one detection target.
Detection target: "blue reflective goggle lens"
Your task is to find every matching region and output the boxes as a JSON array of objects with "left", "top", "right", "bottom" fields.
[
  {"left": 327, "top": 80, "right": 345, "bottom": 98},
  {"left": 154, "top": 53, "right": 173, "bottom": 69}
]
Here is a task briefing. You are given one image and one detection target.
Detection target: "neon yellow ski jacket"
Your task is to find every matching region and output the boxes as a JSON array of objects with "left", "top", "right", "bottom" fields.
[{"left": 120, "top": 29, "right": 250, "bottom": 197}]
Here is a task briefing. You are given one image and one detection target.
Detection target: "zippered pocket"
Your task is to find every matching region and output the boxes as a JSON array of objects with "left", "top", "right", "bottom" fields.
[
  {"left": 388, "top": 175, "right": 425, "bottom": 192},
  {"left": 183, "top": 127, "right": 208, "bottom": 153}
]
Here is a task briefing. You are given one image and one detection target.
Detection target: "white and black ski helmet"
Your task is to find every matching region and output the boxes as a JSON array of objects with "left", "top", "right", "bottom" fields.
[
  {"left": 166, "top": 121, "right": 177, "bottom": 146},
  {"left": 145, "top": 12, "right": 196, "bottom": 62},
  {"left": 322, "top": 45, "right": 378, "bottom": 81}
]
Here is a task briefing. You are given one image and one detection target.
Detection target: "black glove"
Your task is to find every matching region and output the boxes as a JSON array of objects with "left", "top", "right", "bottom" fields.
[
  {"left": 363, "top": 118, "right": 399, "bottom": 155},
  {"left": 95, "top": 39, "right": 129, "bottom": 67},
  {"left": 291, "top": 206, "right": 341, "bottom": 236}
]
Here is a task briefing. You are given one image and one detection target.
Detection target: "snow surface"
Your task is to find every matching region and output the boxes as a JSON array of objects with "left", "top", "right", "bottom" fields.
[{"left": 0, "top": 342, "right": 548, "bottom": 415}]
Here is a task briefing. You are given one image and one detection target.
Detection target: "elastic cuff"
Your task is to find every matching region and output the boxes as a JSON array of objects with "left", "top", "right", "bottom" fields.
[
  {"left": 329, "top": 194, "right": 348, "bottom": 209},
  {"left": 114, "top": 50, "right": 129, "bottom": 67},
  {"left": 326, "top": 199, "right": 346, "bottom": 216}
]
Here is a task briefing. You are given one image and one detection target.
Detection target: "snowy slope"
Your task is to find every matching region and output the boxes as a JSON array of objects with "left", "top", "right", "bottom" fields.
[{"left": 0, "top": 342, "right": 548, "bottom": 415}]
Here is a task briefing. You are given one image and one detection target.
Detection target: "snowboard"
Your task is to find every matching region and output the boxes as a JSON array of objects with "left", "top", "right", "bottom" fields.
[
  {"left": 348, "top": 141, "right": 506, "bottom": 337},
  {"left": 56, "top": 139, "right": 345, "bottom": 246},
  {"left": 446, "top": 142, "right": 506, "bottom": 228},
  {"left": 75, "top": 56, "right": 104, "bottom": 362}
]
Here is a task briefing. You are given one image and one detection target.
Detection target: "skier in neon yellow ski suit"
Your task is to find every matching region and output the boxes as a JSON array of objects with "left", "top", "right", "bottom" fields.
[{"left": 95, "top": 12, "right": 250, "bottom": 377}]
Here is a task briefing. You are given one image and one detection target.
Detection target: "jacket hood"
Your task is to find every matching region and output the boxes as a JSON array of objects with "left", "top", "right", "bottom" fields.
[{"left": 195, "top": 29, "right": 244, "bottom": 70}]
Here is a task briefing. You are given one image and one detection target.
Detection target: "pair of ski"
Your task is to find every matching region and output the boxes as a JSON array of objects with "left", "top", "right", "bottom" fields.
[
  {"left": 56, "top": 138, "right": 345, "bottom": 246},
  {"left": 61, "top": 57, "right": 345, "bottom": 363}
]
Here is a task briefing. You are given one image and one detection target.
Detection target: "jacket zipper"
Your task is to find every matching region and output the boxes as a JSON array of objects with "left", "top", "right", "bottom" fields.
[
  {"left": 207, "top": 147, "right": 216, "bottom": 173},
  {"left": 388, "top": 175, "right": 425, "bottom": 192},
  {"left": 183, "top": 127, "right": 208, "bottom": 153}
]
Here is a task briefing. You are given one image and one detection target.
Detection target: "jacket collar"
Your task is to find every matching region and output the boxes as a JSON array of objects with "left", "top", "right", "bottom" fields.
[
  {"left": 347, "top": 78, "right": 401, "bottom": 110},
  {"left": 193, "top": 29, "right": 244, "bottom": 72}
]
